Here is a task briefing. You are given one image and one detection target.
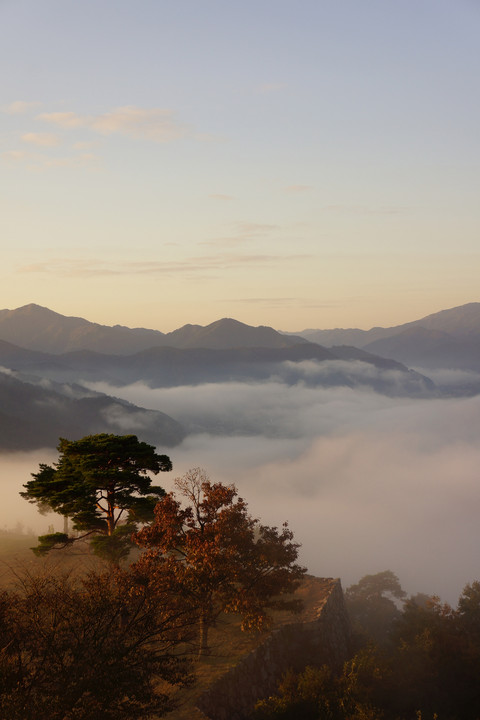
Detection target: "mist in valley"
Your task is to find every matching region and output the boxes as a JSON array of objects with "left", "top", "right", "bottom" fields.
[
  {"left": 0, "top": 449, "right": 58, "bottom": 535},
  {"left": 3, "top": 374, "right": 480, "bottom": 605}
]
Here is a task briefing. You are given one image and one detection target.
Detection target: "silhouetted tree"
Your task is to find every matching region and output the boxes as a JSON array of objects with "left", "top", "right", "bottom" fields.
[
  {"left": 345, "top": 570, "right": 406, "bottom": 645},
  {"left": 21, "top": 434, "right": 171, "bottom": 563},
  {"left": 133, "top": 468, "right": 306, "bottom": 655},
  {"left": 458, "top": 580, "right": 480, "bottom": 637}
]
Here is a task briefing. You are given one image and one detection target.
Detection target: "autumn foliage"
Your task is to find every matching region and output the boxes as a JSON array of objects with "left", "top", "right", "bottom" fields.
[
  {"left": 15, "top": 446, "right": 307, "bottom": 716},
  {"left": 133, "top": 468, "right": 306, "bottom": 655}
]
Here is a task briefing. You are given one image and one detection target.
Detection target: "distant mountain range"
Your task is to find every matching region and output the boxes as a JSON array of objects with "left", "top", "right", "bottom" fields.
[
  {"left": 1, "top": 301, "right": 479, "bottom": 450},
  {"left": 0, "top": 339, "right": 432, "bottom": 393},
  {"left": 4, "top": 303, "right": 480, "bottom": 366},
  {"left": 294, "top": 303, "right": 480, "bottom": 373},
  {"left": 0, "top": 304, "right": 307, "bottom": 354}
]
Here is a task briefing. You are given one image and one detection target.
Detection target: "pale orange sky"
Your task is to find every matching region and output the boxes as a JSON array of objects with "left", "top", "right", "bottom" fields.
[{"left": 1, "top": 0, "right": 479, "bottom": 332}]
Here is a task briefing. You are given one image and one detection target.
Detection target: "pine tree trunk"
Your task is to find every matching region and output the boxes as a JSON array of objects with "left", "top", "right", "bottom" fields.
[{"left": 107, "top": 490, "right": 115, "bottom": 536}]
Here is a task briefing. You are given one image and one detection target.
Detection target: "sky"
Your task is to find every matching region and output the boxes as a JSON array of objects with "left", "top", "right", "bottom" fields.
[{"left": 1, "top": 0, "right": 480, "bottom": 332}]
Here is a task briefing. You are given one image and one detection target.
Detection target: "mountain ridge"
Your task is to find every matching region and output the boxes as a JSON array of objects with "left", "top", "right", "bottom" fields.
[
  {"left": 293, "top": 302, "right": 480, "bottom": 346},
  {"left": 5, "top": 301, "right": 480, "bottom": 357},
  {"left": 291, "top": 302, "right": 480, "bottom": 372},
  {"left": 3, "top": 302, "right": 476, "bottom": 451},
  {"left": 0, "top": 335, "right": 435, "bottom": 397},
  {"left": 0, "top": 305, "right": 308, "bottom": 354}
]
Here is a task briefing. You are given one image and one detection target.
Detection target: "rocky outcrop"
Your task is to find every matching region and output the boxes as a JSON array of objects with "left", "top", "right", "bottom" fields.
[{"left": 196, "top": 578, "right": 352, "bottom": 720}]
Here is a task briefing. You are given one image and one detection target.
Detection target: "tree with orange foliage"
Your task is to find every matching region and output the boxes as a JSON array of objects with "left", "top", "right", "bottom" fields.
[{"left": 133, "top": 468, "right": 306, "bottom": 656}]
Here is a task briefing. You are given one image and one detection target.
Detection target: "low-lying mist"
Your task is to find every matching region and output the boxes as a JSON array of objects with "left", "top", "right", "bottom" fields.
[
  {"left": 3, "top": 378, "right": 480, "bottom": 605},
  {"left": 0, "top": 449, "right": 58, "bottom": 535}
]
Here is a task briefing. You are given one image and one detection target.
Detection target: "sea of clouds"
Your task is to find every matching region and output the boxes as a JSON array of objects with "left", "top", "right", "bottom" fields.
[{"left": 4, "top": 376, "right": 480, "bottom": 605}]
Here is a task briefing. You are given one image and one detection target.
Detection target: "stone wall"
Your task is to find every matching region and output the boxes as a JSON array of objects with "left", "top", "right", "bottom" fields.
[{"left": 196, "top": 578, "right": 352, "bottom": 720}]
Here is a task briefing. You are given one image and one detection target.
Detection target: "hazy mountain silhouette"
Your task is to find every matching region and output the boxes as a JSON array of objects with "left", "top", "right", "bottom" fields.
[
  {"left": 166, "top": 317, "right": 309, "bottom": 349},
  {"left": 294, "top": 303, "right": 480, "bottom": 372},
  {"left": 0, "top": 304, "right": 168, "bottom": 355},
  {"left": 0, "top": 370, "right": 186, "bottom": 451},
  {"left": 362, "top": 327, "right": 480, "bottom": 371},
  {"left": 0, "top": 305, "right": 307, "bottom": 354},
  {"left": 404, "top": 303, "right": 480, "bottom": 337},
  {"left": 0, "top": 337, "right": 435, "bottom": 397},
  {"left": 0, "top": 304, "right": 458, "bottom": 450}
]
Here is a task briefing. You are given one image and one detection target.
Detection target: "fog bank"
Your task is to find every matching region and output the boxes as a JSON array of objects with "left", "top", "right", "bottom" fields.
[
  {"left": 3, "top": 381, "right": 480, "bottom": 604},
  {"left": 0, "top": 449, "right": 58, "bottom": 534}
]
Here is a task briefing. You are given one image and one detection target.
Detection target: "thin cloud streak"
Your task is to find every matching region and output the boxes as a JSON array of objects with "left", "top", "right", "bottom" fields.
[
  {"left": 235, "top": 222, "right": 279, "bottom": 236},
  {"left": 18, "top": 253, "right": 309, "bottom": 277},
  {"left": 208, "top": 194, "right": 234, "bottom": 201},
  {"left": 201, "top": 221, "right": 281, "bottom": 248},
  {"left": 325, "top": 204, "right": 412, "bottom": 216},
  {"left": 39, "top": 106, "right": 187, "bottom": 142},
  {"left": 226, "top": 298, "right": 347, "bottom": 314},
  {"left": 2, "top": 150, "right": 98, "bottom": 170},
  {"left": 228, "top": 297, "right": 300, "bottom": 308},
  {"left": 285, "top": 185, "right": 312, "bottom": 193},
  {"left": 21, "top": 133, "right": 60, "bottom": 147},
  {"left": 2, "top": 151, "right": 28, "bottom": 162},
  {"left": 4, "top": 101, "right": 41, "bottom": 114}
]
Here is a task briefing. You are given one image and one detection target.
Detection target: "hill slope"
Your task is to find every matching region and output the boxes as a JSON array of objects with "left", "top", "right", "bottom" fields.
[{"left": 0, "top": 370, "right": 185, "bottom": 450}]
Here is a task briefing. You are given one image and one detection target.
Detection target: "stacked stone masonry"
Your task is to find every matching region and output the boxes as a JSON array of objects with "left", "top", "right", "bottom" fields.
[{"left": 196, "top": 578, "right": 352, "bottom": 720}]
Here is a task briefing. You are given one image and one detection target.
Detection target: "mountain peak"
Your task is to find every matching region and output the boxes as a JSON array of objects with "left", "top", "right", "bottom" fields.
[
  {"left": 166, "top": 316, "right": 308, "bottom": 349},
  {"left": 1, "top": 303, "right": 59, "bottom": 317},
  {"left": 0, "top": 305, "right": 163, "bottom": 354}
]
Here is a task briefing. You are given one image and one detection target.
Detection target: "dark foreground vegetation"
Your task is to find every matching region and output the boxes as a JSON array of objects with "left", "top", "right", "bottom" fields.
[
  {"left": 0, "top": 565, "right": 194, "bottom": 720},
  {"left": 253, "top": 571, "right": 480, "bottom": 720},
  {"left": 1, "top": 434, "right": 305, "bottom": 719},
  {"left": 6, "top": 434, "right": 480, "bottom": 719}
]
